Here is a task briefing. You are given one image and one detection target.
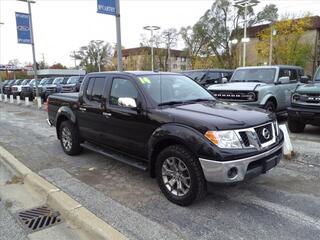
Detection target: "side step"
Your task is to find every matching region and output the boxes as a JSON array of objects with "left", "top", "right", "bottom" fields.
[{"left": 80, "top": 142, "right": 148, "bottom": 171}]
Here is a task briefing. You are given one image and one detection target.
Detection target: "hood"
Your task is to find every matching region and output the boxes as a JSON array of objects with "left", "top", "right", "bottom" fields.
[
  {"left": 296, "top": 82, "right": 320, "bottom": 94},
  {"left": 62, "top": 84, "right": 76, "bottom": 87},
  {"left": 42, "top": 84, "right": 57, "bottom": 88},
  {"left": 160, "top": 101, "right": 274, "bottom": 132},
  {"left": 208, "top": 82, "right": 266, "bottom": 91}
]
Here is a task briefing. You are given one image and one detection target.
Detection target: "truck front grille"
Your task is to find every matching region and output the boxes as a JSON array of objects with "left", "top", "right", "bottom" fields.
[
  {"left": 236, "top": 123, "right": 275, "bottom": 149},
  {"left": 210, "top": 91, "right": 257, "bottom": 102}
]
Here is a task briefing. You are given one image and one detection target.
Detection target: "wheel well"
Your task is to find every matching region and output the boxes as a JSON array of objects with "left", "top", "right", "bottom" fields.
[
  {"left": 56, "top": 115, "right": 69, "bottom": 139},
  {"left": 149, "top": 138, "right": 192, "bottom": 178},
  {"left": 266, "top": 97, "right": 277, "bottom": 109}
]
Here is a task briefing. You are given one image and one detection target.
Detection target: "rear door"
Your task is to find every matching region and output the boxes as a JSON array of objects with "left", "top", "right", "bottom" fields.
[{"left": 77, "top": 76, "right": 109, "bottom": 143}]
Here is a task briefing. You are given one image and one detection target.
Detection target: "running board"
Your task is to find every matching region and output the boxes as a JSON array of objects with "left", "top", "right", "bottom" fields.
[{"left": 80, "top": 142, "right": 148, "bottom": 171}]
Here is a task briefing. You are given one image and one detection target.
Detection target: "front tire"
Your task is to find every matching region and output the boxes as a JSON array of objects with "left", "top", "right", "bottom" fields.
[
  {"left": 59, "top": 121, "right": 82, "bottom": 155},
  {"left": 288, "top": 117, "right": 305, "bottom": 133},
  {"left": 264, "top": 100, "right": 276, "bottom": 112},
  {"left": 155, "top": 145, "right": 206, "bottom": 206}
]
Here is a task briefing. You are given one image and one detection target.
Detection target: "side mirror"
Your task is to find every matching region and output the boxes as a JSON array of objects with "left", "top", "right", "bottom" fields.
[
  {"left": 300, "top": 76, "right": 310, "bottom": 84},
  {"left": 118, "top": 97, "right": 137, "bottom": 108},
  {"left": 222, "top": 77, "right": 228, "bottom": 84},
  {"left": 278, "top": 76, "right": 290, "bottom": 84}
]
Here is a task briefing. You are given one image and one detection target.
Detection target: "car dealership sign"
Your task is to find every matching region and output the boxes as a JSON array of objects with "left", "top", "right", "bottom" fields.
[
  {"left": 97, "top": 0, "right": 116, "bottom": 15},
  {"left": 15, "top": 12, "right": 32, "bottom": 44}
]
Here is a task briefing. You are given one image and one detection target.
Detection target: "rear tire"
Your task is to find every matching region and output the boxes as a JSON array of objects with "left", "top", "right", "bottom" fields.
[
  {"left": 288, "top": 117, "right": 305, "bottom": 133},
  {"left": 155, "top": 145, "right": 206, "bottom": 206},
  {"left": 59, "top": 121, "right": 82, "bottom": 155}
]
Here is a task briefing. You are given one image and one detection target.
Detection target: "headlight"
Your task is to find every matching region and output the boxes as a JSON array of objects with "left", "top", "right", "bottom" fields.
[
  {"left": 247, "top": 92, "right": 256, "bottom": 101},
  {"left": 273, "top": 120, "right": 279, "bottom": 136},
  {"left": 205, "top": 130, "right": 242, "bottom": 149},
  {"left": 292, "top": 93, "right": 300, "bottom": 102}
]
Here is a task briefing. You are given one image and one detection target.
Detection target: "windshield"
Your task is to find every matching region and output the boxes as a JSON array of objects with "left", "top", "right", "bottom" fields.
[
  {"left": 183, "top": 71, "right": 206, "bottom": 83},
  {"left": 53, "top": 77, "right": 64, "bottom": 84},
  {"left": 314, "top": 68, "right": 320, "bottom": 81},
  {"left": 67, "top": 76, "right": 80, "bottom": 84},
  {"left": 231, "top": 68, "right": 276, "bottom": 84},
  {"left": 40, "top": 78, "right": 54, "bottom": 85},
  {"left": 21, "top": 79, "right": 29, "bottom": 85},
  {"left": 14, "top": 80, "right": 23, "bottom": 85},
  {"left": 29, "top": 79, "right": 35, "bottom": 85},
  {"left": 138, "top": 74, "right": 214, "bottom": 105}
]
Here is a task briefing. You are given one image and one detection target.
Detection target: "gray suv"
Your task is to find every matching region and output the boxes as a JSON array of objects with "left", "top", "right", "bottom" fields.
[{"left": 208, "top": 65, "right": 304, "bottom": 113}]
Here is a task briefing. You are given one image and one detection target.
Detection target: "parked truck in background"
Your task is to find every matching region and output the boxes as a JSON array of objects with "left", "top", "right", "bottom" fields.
[
  {"left": 208, "top": 65, "right": 305, "bottom": 113},
  {"left": 287, "top": 67, "right": 320, "bottom": 132},
  {"left": 182, "top": 69, "right": 233, "bottom": 88},
  {"left": 47, "top": 71, "right": 283, "bottom": 206}
]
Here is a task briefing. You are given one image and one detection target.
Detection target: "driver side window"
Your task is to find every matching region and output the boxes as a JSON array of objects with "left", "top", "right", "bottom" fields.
[{"left": 109, "top": 78, "right": 138, "bottom": 106}]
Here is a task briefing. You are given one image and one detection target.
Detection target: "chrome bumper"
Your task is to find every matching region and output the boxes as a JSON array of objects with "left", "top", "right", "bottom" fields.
[{"left": 199, "top": 143, "right": 283, "bottom": 183}]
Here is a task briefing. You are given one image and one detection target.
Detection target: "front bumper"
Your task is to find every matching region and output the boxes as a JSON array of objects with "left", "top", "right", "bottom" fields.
[
  {"left": 199, "top": 143, "right": 283, "bottom": 183},
  {"left": 288, "top": 106, "right": 320, "bottom": 125}
]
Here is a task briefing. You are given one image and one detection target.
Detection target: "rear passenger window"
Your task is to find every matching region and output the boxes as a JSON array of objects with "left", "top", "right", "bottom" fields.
[
  {"left": 279, "top": 69, "right": 298, "bottom": 82},
  {"left": 86, "top": 77, "right": 106, "bottom": 101},
  {"left": 109, "top": 78, "right": 138, "bottom": 106},
  {"left": 207, "top": 72, "right": 220, "bottom": 84}
]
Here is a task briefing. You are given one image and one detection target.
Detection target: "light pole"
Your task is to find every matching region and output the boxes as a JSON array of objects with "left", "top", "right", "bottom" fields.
[
  {"left": 143, "top": 26, "right": 160, "bottom": 71},
  {"left": 269, "top": 23, "right": 276, "bottom": 65},
  {"left": 230, "top": 39, "right": 240, "bottom": 67},
  {"left": 0, "top": 22, "right": 4, "bottom": 82},
  {"left": 17, "top": 0, "right": 39, "bottom": 98},
  {"left": 234, "top": 0, "right": 260, "bottom": 66}
]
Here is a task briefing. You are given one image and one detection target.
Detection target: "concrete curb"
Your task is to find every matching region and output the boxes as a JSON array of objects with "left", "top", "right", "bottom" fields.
[{"left": 0, "top": 145, "right": 127, "bottom": 240}]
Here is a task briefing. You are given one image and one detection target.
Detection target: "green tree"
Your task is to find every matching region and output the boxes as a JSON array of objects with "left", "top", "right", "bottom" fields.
[
  {"left": 180, "top": 0, "right": 279, "bottom": 69},
  {"left": 256, "top": 15, "right": 312, "bottom": 67},
  {"left": 71, "top": 40, "right": 113, "bottom": 72},
  {"left": 49, "top": 63, "right": 67, "bottom": 69}
]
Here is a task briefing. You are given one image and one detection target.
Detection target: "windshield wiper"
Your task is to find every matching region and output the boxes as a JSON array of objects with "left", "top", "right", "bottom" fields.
[
  {"left": 185, "top": 98, "right": 213, "bottom": 103},
  {"left": 158, "top": 101, "right": 185, "bottom": 106},
  {"left": 158, "top": 98, "right": 213, "bottom": 106}
]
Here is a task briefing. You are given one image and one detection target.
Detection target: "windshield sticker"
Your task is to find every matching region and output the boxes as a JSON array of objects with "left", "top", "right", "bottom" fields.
[{"left": 139, "top": 77, "right": 151, "bottom": 84}]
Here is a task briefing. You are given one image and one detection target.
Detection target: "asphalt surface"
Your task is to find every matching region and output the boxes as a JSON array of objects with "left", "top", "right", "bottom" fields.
[{"left": 1, "top": 102, "right": 320, "bottom": 240}]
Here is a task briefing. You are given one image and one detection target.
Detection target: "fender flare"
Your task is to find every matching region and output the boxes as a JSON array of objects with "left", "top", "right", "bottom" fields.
[
  {"left": 260, "top": 94, "right": 277, "bottom": 106},
  {"left": 55, "top": 106, "right": 77, "bottom": 138},
  {"left": 147, "top": 123, "right": 218, "bottom": 177}
]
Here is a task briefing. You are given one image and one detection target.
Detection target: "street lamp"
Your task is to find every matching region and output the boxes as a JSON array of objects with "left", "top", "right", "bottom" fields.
[
  {"left": 17, "top": 0, "right": 39, "bottom": 101},
  {"left": 234, "top": 0, "right": 260, "bottom": 66},
  {"left": 143, "top": 26, "right": 160, "bottom": 71}
]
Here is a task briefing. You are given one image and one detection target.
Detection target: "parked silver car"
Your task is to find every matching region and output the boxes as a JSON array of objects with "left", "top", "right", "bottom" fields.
[{"left": 207, "top": 65, "right": 305, "bottom": 113}]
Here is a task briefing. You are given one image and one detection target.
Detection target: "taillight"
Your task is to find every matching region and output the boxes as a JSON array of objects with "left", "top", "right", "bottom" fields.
[{"left": 45, "top": 99, "right": 49, "bottom": 112}]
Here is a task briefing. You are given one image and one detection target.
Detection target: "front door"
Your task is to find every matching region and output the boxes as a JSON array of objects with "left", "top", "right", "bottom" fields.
[{"left": 102, "top": 76, "right": 149, "bottom": 158}]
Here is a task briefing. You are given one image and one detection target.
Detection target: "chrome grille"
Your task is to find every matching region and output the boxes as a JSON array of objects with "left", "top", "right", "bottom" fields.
[{"left": 236, "top": 123, "right": 276, "bottom": 149}]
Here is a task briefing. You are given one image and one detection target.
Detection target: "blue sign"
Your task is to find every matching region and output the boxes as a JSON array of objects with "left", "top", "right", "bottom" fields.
[
  {"left": 15, "top": 12, "right": 32, "bottom": 44},
  {"left": 97, "top": 0, "right": 116, "bottom": 16}
]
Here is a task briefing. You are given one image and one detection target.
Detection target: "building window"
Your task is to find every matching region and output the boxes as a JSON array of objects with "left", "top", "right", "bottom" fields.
[
  {"left": 180, "top": 65, "right": 186, "bottom": 71},
  {"left": 173, "top": 64, "right": 178, "bottom": 69}
]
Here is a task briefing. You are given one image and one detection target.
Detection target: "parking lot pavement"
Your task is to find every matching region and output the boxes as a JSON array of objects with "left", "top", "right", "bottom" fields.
[{"left": 1, "top": 102, "right": 320, "bottom": 239}]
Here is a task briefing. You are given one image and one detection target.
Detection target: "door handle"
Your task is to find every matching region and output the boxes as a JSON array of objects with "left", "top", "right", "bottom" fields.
[
  {"left": 79, "top": 107, "right": 86, "bottom": 112},
  {"left": 102, "top": 112, "right": 112, "bottom": 117}
]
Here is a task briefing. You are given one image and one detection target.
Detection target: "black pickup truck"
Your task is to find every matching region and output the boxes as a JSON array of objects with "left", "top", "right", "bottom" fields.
[{"left": 47, "top": 71, "right": 284, "bottom": 206}]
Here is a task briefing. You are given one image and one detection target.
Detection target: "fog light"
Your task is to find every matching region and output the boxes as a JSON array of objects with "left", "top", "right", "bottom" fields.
[{"left": 227, "top": 167, "right": 238, "bottom": 179}]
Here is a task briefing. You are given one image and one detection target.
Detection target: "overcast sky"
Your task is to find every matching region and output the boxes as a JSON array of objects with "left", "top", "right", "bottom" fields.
[{"left": 0, "top": 0, "right": 319, "bottom": 68}]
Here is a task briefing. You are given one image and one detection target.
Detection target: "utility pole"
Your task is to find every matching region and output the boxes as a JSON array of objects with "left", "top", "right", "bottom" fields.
[
  {"left": 18, "top": 0, "right": 39, "bottom": 98},
  {"left": 115, "top": 0, "right": 123, "bottom": 71}
]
